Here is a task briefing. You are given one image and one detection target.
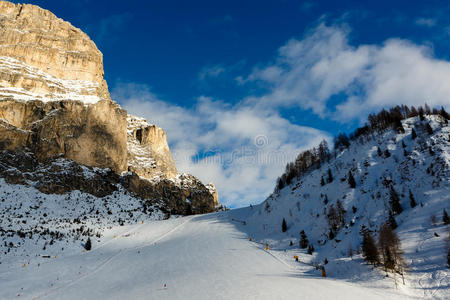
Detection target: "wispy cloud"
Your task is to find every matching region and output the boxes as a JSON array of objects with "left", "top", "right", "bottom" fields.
[
  {"left": 113, "top": 82, "right": 330, "bottom": 207},
  {"left": 198, "top": 65, "right": 226, "bottom": 81},
  {"left": 242, "top": 23, "right": 450, "bottom": 122},
  {"left": 87, "top": 12, "right": 133, "bottom": 46},
  {"left": 415, "top": 17, "right": 437, "bottom": 27},
  {"left": 115, "top": 21, "right": 450, "bottom": 207}
]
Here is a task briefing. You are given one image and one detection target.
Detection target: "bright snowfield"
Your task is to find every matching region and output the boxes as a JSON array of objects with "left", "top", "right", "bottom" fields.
[
  {"left": 0, "top": 115, "right": 448, "bottom": 299},
  {"left": 238, "top": 115, "right": 450, "bottom": 299},
  {"left": 2, "top": 212, "right": 406, "bottom": 300}
]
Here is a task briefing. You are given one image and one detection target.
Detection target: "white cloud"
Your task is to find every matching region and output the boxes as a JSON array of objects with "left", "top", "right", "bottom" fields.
[
  {"left": 113, "top": 22, "right": 450, "bottom": 208},
  {"left": 113, "top": 82, "right": 331, "bottom": 208},
  {"left": 198, "top": 65, "right": 226, "bottom": 81},
  {"left": 415, "top": 17, "right": 437, "bottom": 27},
  {"left": 244, "top": 23, "right": 450, "bottom": 121}
]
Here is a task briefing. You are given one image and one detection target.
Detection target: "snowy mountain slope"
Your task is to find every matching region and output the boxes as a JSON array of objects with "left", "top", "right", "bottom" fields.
[
  {"left": 0, "top": 212, "right": 406, "bottom": 300},
  {"left": 230, "top": 115, "right": 449, "bottom": 299},
  {"left": 0, "top": 111, "right": 448, "bottom": 299},
  {"left": 0, "top": 177, "right": 165, "bottom": 268}
]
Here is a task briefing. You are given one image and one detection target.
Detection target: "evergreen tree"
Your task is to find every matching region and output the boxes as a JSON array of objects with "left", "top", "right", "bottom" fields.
[
  {"left": 378, "top": 223, "right": 405, "bottom": 275},
  {"left": 418, "top": 106, "right": 425, "bottom": 121},
  {"left": 276, "top": 177, "right": 284, "bottom": 192},
  {"left": 328, "top": 229, "right": 335, "bottom": 240},
  {"left": 424, "top": 103, "right": 431, "bottom": 114},
  {"left": 443, "top": 209, "right": 450, "bottom": 225},
  {"left": 321, "top": 176, "right": 325, "bottom": 186},
  {"left": 334, "top": 133, "right": 350, "bottom": 150},
  {"left": 327, "top": 168, "right": 333, "bottom": 183},
  {"left": 327, "top": 204, "right": 339, "bottom": 233},
  {"left": 393, "top": 117, "right": 405, "bottom": 133},
  {"left": 390, "top": 186, "right": 403, "bottom": 215},
  {"left": 307, "top": 244, "right": 314, "bottom": 255},
  {"left": 282, "top": 218, "right": 288, "bottom": 232},
  {"left": 323, "top": 194, "right": 328, "bottom": 205},
  {"left": 411, "top": 128, "right": 417, "bottom": 140},
  {"left": 336, "top": 199, "right": 346, "bottom": 227},
  {"left": 439, "top": 106, "right": 449, "bottom": 124},
  {"left": 401, "top": 140, "right": 406, "bottom": 148},
  {"left": 318, "top": 140, "right": 330, "bottom": 162},
  {"left": 384, "top": 149, "right": 391, "bottom": 158},
  {"left": 409, "top": 106, "right": 418, "bottom": 117},
  {"left": 409, "top": 190, "right": 417, "bottom": 208},
  {"left": 377, "top": 146, "right": 383, "bottom": 157},
  {"left": 362, "top": 231, "right": 379, "bottom": 265},
  {"left": 388, "top": 211, "right": 398, "bottom": 229},
  {"left": 85, "top": 237, "right": 92, "bottom": 251},
  {"left": 299, "top": 230, "right": 309, "bottom": 249},
  {"left": 425, "top": 123, "right": 433, "bottom": 135},
  {"left": 447, "top": 248, "right": 450, "bottom": 268},
  {"left": 348, "top": 171, "right": 356, "bottom": 188}
]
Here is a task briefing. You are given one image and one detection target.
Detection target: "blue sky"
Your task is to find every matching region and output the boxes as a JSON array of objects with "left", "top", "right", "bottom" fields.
[{"left": 14, "top": 0, "right": 450, "bottom": 207}]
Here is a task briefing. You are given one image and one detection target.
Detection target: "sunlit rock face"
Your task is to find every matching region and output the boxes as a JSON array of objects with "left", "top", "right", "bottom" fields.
[
  {"left": 127, "top": 115, "right": 178, "bottom": 179},
  {"left": 0, "top": 1, "right": 219, "bottom": 211},
  {"left": 0, "top": 1, "right": 126, "bottom": 172},
  {"left": 0, "top": 1, "right": 110, "bottom": 102}
]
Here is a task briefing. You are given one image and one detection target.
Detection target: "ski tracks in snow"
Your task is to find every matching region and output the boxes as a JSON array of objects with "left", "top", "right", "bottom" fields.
[{"left": 31, "top": 216, "right": 193, "bottom": 300}]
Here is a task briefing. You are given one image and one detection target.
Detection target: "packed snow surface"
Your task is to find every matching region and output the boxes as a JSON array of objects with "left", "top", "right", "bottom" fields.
[{"left": 0, "top": 212, "right": 408, "bottom": 300}]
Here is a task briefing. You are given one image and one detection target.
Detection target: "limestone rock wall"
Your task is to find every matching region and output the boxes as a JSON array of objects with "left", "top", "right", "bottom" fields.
[
  {"left": 0, "top": 99, "right": 128, "bottom": 173},
  {"left": 0, "top": 1, "right": 109, "bottom": 102},
  {"left": 127, "top": 115, "right": 178, "bottom": 179},
  {"left": 0, "top": 1, "right": 220, "bottom": 211}
]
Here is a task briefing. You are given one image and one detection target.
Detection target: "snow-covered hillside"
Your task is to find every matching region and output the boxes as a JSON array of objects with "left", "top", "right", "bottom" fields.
[
  {"left": 0, "top": 177, "right": 165, "bottom": 268},
  {"left": 233, "top": 115, "right": 449, "bottom": 299},
  {"left": 0, "top": 211, "right": 412, "bottom": 300},
  {"left": 0, "top": 112, "right": 448, "bottom": 299}
]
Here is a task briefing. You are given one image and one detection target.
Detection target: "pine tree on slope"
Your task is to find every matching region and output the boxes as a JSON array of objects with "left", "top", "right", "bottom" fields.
[
  {"left": 348, "top": 171, "right": 356, "bottom": 188},
  {"left": 282, "top": 218, "right": 288, "bottom": 232},
  {"left": 299, "top": 230, "right": 309, "bottom": 249},
  {"left": 362, "top": 232, "right": 379, "bottom": 266},
  {"left": 390, "top": 186, "right": 403, "bottom": 215},
  {"left": 409, "top": 190, "right": 417, "bottom": 208},
  {"left": 443, "top": 209, "right": 450, "bottom": 225}
]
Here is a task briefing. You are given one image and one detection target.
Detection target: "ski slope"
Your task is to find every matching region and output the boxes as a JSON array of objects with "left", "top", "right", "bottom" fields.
[{"left": 0, "top": 212, "right": 407, "bottom": 300}]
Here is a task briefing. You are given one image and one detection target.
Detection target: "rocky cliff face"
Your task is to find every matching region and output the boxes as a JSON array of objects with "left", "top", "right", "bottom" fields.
[
  {"left": 0, "top": 1, "right": 109, "bottom": 101},
  {"left": 127, "top": 115, "right": 178, "bottom": 179},
  {"left": 0, "top": 1, "right": 218, "bottom": 213},
  {"left": 0, "top": 1, "right": 125, "bottom": 172},
  {"left": 0, "top": 99, "right": 128, "bottom": 172}
]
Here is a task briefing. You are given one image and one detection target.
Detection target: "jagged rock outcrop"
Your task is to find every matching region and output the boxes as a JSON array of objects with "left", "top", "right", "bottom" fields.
[
  {"left": 127, "top": 115, "right": 178, "bottom": 179},
  {"left": 0, "top": 1, "right": 219, "bottom": 213},
  {"left": 0, "top": 150, "right": 120, "bottom": 197},
  {"left": 122, "top": 173, "right": 216, "bottom": 215},
  {"left": 205, "top": 182, "right": 220, "bottom": 207},
  {"left": 0, "top": 149, "right": 217, "bottom": 214}
]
